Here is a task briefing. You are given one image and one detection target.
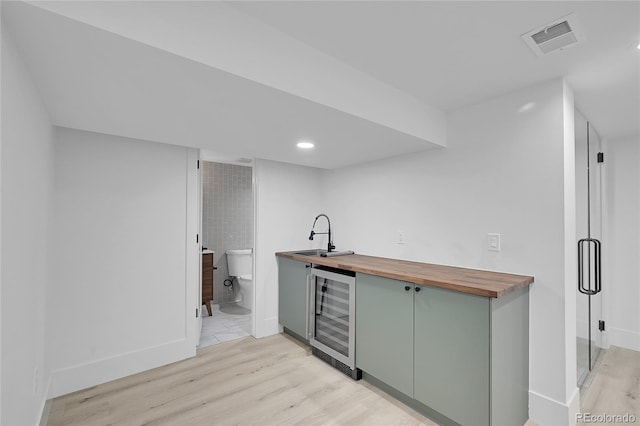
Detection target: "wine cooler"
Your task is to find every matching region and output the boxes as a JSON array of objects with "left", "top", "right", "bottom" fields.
[{"left": 308, "top": 265, "right": 361, "bottom": 380}]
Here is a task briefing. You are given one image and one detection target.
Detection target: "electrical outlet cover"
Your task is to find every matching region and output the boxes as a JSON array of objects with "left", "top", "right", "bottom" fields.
[{"left": 488, "top": 233, "right": 501, "bottom": 251}]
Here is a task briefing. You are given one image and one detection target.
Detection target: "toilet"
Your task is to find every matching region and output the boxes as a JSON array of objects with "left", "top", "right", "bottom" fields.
[{"left": 225, "top": 249, "right": 253, "bottom": 311}]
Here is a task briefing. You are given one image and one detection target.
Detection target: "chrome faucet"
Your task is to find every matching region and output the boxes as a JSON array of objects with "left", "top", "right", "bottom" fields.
[{"left": 308, "top": 213, "right": 335, "bottom": 253}]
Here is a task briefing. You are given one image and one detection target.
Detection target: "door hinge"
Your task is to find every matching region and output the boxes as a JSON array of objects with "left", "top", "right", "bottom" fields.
[
  {"left": 196, "top": 308, "right": 199, "bottom": 318},
  {"left": 599, "top": 320, "right": 605, "bottom": 331},
  {"left": 197, "top": 160, "right": 200, "bottom": 169},
  {"left": 597, "top": 152, "right": 604, "bottom": 163},
  {"left": 196, "top": 234, "right": 199, "bottom": 243}
]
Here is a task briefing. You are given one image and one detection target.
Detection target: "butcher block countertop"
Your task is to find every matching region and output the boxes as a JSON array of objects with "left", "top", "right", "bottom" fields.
[{"left": 276, "top": 251, "right": 534, "bottom": 298}]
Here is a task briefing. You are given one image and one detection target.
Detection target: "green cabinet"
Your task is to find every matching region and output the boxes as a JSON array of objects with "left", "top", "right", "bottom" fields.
[
  {"left": 278, "top": 257, "right": 309, "bottom": 340},
  {"left": 356, "top": 273, "right": 529, "bottom": 426},
  {"left": 356, "top": 274, "right": 414, "bottom": 396},
  {"left": 414, "top": 285, "right": 490, "bottom": 426}
]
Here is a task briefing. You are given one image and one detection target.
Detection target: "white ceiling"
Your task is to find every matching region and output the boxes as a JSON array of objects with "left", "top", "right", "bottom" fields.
[
  {"left": 2, "top": 1, "right": 639, "bottom": 169},
  {"left": 3, "top": 1, "right": 446, "bottom": 169},
  {"left": 232, "top": 1, "right": 640, "bottom": 140}
]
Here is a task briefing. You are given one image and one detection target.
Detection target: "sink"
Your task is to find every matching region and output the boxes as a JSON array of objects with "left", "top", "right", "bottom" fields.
[{"left": 293, "top": 249, "right": 328, "bottom": 256}]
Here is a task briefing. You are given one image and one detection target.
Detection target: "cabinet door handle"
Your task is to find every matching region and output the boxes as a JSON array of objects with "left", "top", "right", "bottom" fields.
[
  {"left": 404, "top": 285, "right": 411, "bottom": 291},
  {"left": 415, "top": 286, "right": 421, "bottom": 292}
]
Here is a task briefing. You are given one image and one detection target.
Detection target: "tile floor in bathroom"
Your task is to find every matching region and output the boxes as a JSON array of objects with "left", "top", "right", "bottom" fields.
[{"left": 197, "top": 303, "right": 251, "bottom": 349}]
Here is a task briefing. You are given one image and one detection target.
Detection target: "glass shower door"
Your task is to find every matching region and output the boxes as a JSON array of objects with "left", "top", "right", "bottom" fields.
[{"left": 576, "top": 113, "right": 604, "bottom": 386}]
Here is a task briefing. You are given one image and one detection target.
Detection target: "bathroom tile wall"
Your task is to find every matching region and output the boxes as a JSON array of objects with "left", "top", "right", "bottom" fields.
[{"left": 202, "top": 161, "right": 253, "bottom": 304}]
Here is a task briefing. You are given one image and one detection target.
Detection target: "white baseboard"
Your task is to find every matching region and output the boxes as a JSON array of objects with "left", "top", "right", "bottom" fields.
[
  {"left": 37, "top": 376, "right": 53, "bottom": 426},
  {"left": 254, "top": 315, "right": 280, "bottom": 338},
  {"left": 529, "top": 387, "right": 579, "bottom": 426},
  {"left": 38, "top": 398, "right": 52, "bottom": 426},
  {"left": 568, "top": 387, "right": 580, "bottom": 426},
  {"left": 48, "top": 338, "right": 194, "bottom": 399},
  {"left": 608, "top": 327, "right": 640, "bottom": 351}
]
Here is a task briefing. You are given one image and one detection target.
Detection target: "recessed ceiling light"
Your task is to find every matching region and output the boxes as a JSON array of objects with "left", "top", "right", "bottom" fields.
[{"left": 297, "top": 141, "right": 314, "bottom": 149}]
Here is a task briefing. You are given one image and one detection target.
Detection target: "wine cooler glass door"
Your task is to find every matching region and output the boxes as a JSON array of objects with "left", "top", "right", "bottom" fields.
[{"left": 309, "top": 268, "right": 356, "bottom": 369}]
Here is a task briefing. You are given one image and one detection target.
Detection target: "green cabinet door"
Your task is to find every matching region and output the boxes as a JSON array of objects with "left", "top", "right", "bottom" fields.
[
  {"left": 414, "top": 286, "right": 491, "bottom": 426},
  {"left": 356, "top": 273, "right": 414, "bottom": 396},
  {"left": 278, "top": 257, "right": 309, "bottom": 339}
]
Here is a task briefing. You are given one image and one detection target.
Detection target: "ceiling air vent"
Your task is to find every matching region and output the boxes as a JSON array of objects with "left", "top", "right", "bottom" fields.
[{"left": 522, "top": 13, "right": 585, "bottom": 56}]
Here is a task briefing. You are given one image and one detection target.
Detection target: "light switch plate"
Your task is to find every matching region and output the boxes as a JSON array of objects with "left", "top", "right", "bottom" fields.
[{"left": 488, "top": 233, "right": 501, "bottom": 251}]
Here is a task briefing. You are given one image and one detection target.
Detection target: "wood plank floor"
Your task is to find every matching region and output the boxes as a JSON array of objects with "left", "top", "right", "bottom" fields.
[
  {"left": 47, "top": 336, "right": 640, "bottom": 426},
  {"left": 581, "top": 346, "right": 640, "bottom": 420},
  {"left": 47, "top": 334, "right": 435, "bottom": 425}
]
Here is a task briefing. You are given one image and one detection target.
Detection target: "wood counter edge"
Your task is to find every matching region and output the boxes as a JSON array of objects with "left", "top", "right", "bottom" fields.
[{"left": 275, "top": 251, "right": 534, "bottom": 299}]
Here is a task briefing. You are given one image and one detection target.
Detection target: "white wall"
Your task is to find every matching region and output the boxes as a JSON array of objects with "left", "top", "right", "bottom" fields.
[
  {"left": 1, "top": 26, "right": 53, "bottom": 425},
  {"left": 320, "top": 79, "right": 577, "bottom": 424},
  {"left": 49, "top": 127, "right": 197, "bottom": 398},
  {"left": 1, "top": 15, "right": 3, "bottom": 424},
  {"left": 253, "top": 159, "right": 323, "bottom": 338},
  {"left": 562, "top": 82, "right": 578, "bottom": 420},
  {"left": 574, "top": 110, "right": 590, "bottom": 342},
  {"left": 605, "top": 136, "right": 640, "bottom": 350}
]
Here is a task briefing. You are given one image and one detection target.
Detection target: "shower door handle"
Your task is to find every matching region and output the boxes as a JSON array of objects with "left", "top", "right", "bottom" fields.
[{"left": 578, "top": 238, "right": 601, "bottom": 295}]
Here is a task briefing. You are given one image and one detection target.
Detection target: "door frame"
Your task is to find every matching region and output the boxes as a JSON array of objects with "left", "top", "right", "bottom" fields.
[{"left": 185, "top": 148, "right": 201, "bottom": 349}]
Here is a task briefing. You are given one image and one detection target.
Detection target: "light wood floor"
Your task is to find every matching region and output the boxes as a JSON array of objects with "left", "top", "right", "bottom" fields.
[
  {"left": 47, "top": 336, "right": 640, "bottom": 426},
  {"left": 581, "top": 346, "right": 640, "bottom": 419},
  {"left": 47, "top": 334, "right": 435, "bottom": 426}
]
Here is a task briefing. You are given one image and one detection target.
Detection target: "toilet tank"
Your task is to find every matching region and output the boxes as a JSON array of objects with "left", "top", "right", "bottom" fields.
[{"left": 226, "top": 249, "right": 252, "bottom": 277}]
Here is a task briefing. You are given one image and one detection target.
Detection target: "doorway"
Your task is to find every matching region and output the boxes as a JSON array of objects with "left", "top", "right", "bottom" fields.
[
  {"left": 575, "top": 111, "right": 604, "bottom": 387},
  {"left": 198, "top": 159, "right": 255, "bottom": 348}
]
